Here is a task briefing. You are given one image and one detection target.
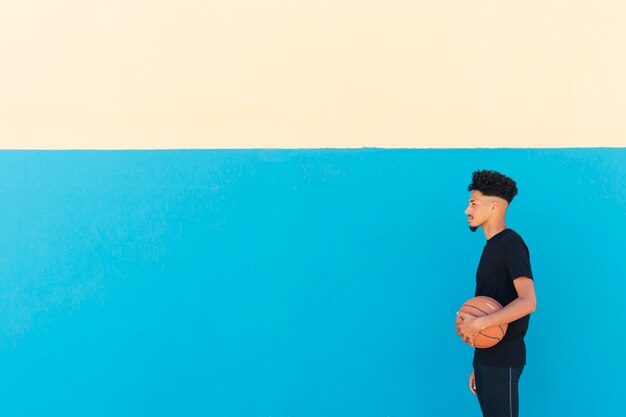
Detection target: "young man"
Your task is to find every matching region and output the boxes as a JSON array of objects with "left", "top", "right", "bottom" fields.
[{"left": 455, "top": 170, "right": 537, "bottom": 417}]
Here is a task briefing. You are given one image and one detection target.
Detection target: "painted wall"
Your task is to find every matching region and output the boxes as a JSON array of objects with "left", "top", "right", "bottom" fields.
[
  {"left": 1, "top": 148, "right": 624, "bottom": 416},
  {"left": 1, "top": 1, "right": 626, "bottom": 148}
]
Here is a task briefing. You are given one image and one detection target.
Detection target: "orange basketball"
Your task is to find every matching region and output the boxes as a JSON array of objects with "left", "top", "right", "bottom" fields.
[{"left": 456, "top": 296, "right": 508, "bottom": 348}]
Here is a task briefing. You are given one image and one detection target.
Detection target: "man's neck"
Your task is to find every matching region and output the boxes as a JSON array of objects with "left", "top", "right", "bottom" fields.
[{"left": 482, "top": 221, "right": 507, "bottom": 240}]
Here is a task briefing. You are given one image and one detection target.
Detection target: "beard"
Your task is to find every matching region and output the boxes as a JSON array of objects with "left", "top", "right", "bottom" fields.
[{"left": 469, "top": 225, "right": 479, "bottom": 232}]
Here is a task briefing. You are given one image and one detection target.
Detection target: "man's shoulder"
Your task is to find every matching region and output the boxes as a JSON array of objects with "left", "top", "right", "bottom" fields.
[
  {"left": 504, "top": 228, "right": 523, "bottom": 240},
  {"left": 501, "top": 229, "right": 529, "bottom": 250}
]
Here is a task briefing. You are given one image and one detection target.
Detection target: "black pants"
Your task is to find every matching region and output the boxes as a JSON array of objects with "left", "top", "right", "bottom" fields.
[{"left": 474, "top": 363, "right": 524, "bottom": 417}]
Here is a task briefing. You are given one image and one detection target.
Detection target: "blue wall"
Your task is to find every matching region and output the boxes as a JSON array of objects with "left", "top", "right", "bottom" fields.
[{"left": 0, "top": 149, "right": 624, "bottom": 416}]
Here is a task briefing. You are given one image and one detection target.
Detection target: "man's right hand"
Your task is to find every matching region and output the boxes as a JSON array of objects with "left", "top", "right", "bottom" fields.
[{"left": 469, "top": 370, "right": 477, "bottom": 395}]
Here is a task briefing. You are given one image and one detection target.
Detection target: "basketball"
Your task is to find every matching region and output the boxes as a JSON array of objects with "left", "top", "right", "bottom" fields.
[{"left": 456, "top": 296, "right": 508, "bottom": 348}]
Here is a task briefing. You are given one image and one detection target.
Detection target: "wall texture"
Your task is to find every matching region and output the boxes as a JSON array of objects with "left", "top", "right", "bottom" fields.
[
  {"left": 0, "top": 148, "right": 624, "bottom": 416},
  {"left": 2, "top": 3, "right": 625, "bottom": 416}
]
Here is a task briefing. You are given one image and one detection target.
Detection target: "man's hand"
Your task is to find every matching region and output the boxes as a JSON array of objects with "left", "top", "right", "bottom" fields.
[
  {"left": 455, "top": 312, "right": 484, "bottom": 347},
  {"left": 469, "top": 370, "right": 477, "bottom": 395}
]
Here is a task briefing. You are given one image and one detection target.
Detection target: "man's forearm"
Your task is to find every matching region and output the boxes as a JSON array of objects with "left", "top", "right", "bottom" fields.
[{"left": 476, "top": 296, "right": 536, "bottom": 330}]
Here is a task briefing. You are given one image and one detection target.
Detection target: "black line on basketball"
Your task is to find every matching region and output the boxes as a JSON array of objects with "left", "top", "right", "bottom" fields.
[
  {"left": 478, "top": 332, "right": 501, "bottom": 340},
  {"left": 462, "top": 304, "right": 490, "bottom": 316}
]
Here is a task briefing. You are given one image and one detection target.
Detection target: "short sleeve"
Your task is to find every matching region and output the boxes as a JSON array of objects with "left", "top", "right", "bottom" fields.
[{"left": 505, "top": 237, "right": 533, "bottom": 281}]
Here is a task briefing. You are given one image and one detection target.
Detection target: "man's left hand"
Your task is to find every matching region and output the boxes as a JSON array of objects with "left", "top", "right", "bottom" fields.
[{"left": 455, "top": 312, "right": 483, "bottom": 347}]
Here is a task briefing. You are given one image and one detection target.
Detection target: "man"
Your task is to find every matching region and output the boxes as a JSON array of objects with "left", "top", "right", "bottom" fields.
[{"left": 455, "top": 170, "right": 537, "bottom": 417}]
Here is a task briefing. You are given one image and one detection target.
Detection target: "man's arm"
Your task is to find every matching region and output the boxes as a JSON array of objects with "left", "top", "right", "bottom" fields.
[{"left": 456, "top": 277, "right": 536, "bottom": 346}]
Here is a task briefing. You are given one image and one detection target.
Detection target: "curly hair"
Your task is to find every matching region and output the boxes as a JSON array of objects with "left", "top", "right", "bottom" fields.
[{"left": 467, "top": 170, "right": 518, "bottom": 203}]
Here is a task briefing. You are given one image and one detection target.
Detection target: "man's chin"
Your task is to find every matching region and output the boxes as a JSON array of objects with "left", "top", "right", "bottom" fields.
[{"left": 469, "top": 225, "right": 479, "bottom": 232}]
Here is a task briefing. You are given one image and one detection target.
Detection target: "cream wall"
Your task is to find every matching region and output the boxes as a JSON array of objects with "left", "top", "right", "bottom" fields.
[{"left": 1, "top": 0, "right": 625, "bottom": 149}]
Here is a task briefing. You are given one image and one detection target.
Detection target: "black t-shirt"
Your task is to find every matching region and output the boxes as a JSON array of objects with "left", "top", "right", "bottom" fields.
[{"left": 473, "top": 228, "right": 533, "bottom": 367}]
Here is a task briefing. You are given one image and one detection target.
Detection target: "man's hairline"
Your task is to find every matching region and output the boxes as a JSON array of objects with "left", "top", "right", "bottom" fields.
[{"left": 469, "top": 191, "right": 510, "bottom": 206}]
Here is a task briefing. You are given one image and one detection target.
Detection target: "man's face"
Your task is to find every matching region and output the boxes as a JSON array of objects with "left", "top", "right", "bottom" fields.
[{"left": 464, "top": 190, "right": 494, "bottom": 232}]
